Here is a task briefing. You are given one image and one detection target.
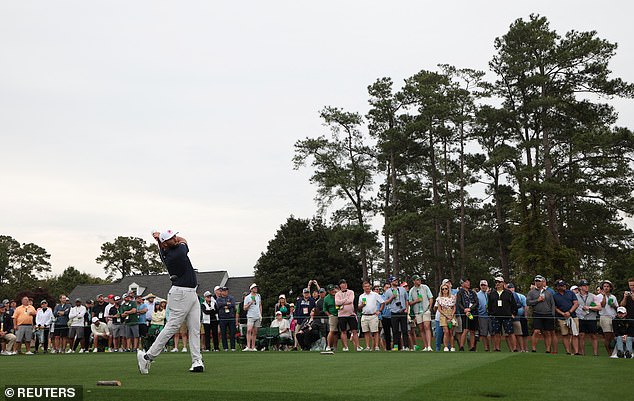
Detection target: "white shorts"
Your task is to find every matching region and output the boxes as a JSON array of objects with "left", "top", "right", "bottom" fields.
[{"left": 360, "top": 315, "right": 379, "bottom": 333}]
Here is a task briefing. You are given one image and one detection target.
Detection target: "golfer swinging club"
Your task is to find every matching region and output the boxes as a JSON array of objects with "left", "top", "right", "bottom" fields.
[{"left": 137, "top": 229, "right": 204, "bottom": 374}]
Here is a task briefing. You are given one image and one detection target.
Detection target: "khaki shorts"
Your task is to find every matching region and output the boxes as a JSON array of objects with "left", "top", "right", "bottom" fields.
[
  {"left": 328, "top": 315, "right": 339, "bottom": 333},
  {"left": 599, "top": 316, "right": 613, "bottom": 333},
  {"left": 414, "top": 310, "right": 432, "bottom": 324},
  {"left": 557, "top": 318, "right": 579, "bottom": 336},
  {"left": 361, "top": 315, "right": 379, "bottom": 333},
  {"left": 512, "top": 321, "right": 523, "bottom": 336},
  {"left": 247, "top": 317, "right": 261, "bottom": 328},
  {"left": 178, "top": 321, "right": 188, "bottom": 335}
]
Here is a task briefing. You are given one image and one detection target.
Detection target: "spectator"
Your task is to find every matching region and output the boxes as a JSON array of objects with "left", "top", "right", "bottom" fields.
[
  {"left": 52, "top": 294, "right": 71, "bottom": 353},
  {"left": 527, "top": 275, "right": 556, "bottom": 353},
  {"left": 553, "top": 280, "right": 579, "bottom": 355},
  {"left": 270, "top": 311, "right": 291, "bottom": 349},
  {"left": 409, "top": 275, "right": 434, "bottom": 352},
  {"left": 12, "top": 296, "right": 37, "bottom": 354},
  {"left": 68, "top": 298, "right": 87, "bottom": 353},
  {"left": 477, "top": 280, "right": 492, "bottom": 352},
  {"left": 596, "top": 280, "right": 618, "bottom": 355},
  {"left": 216, "top": 286, "right": 237, "bottom": 351},
  {"left": 106, "top": 295, "right": 124, "bottom": 352},
  {"left": 323, "top": 284, "right": 339, "bottom": 352},
  {"left": 202, "top": 290, "right": 219, "bottom": 352},
  {"left": 294, "top": 288, "right": 316, "bottom": 350},
  {"left": 120, "top": 293, "right": 139, "bottom": 352},
  {"left": 91, "top": 317, "right": 110, "bottom": 352},
  {"left": 82, "top": 300, "right": 94, "bottom": 352},
  {"left": 402, "top": 282, "right": 417, "bottom": 350},
  {"left": 34, "top": 299, "right": 53, "bottom": 354},
  {"left": 147, "top": 300, "right": 167, "bottom": 351},
  {"left": 335, "top": 279, "right": 361, "bottom": 352},
  {"left": 576, "top": 279, "right": 600, "bottom": 356},
  {"left": 296, "top": 309, "right": 324, "bottom": 351},
  {"left": 92, "top": 294, "right": 108, "bottom": 323},
  {"left": 570, "top": 285, "right": 579, "bottom": 295},
  {"left": 275, "top": 295, "right": 291, "bottom": 320},
  {"left": 0, "top": 303, "right": 16, "bottom": 355},
  {"left": 243, "top": 283, "right": 262, "bottom": 352},
  {"left": 488, "top": 276, "right": 518, "bottom": 352},
  {"left": 436, "top": 283, "right": 456, "bottom": 352},
  {"left": 619, "top": 278, "right": 634, "bottom": 319},
  {"left": 612, "top": 306, "right": 633, "bottom": 358},
  {"left": 135, "top": 295, "right": 148, "bottom": 350},
  {"left": 385, "top": 276, "right": 409, "bottom": 351},
  {"left": 358, "top": 280, "right": 384, "bottom": 351},
  {"left": 456, "top": 278, "right": 479, "bottom": 352}
]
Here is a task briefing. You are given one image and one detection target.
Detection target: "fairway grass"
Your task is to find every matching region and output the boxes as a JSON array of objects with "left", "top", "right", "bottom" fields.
[{"left": 1, "top": 351, "right": 631, "bottom": 401}]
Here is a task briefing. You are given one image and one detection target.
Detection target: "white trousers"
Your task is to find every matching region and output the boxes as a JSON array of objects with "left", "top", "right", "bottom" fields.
[{"left": 147, "top": 286, "right": 201, "bottom": 363}]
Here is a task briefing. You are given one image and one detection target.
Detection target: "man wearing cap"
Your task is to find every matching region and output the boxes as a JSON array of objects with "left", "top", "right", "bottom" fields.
[
  {"left": 477, "top": 280, "right": 492, "bottom": 351},
  {"left": 385, "top": 276, "right": 410, "bottom": 351},
  {"left": 119, "top": 293, "right": 138, "bottom": 351},
  {"left": 507, "top": 283, "right": 527, "bottom": 352},
  {"left": 52, "top": 294, "right": 71, "bottom": 353},
  {"left": 216, "top": 286, "right": 237, "bottom": 351},
  {"left": 612, "top": 306, "right": 633, "bottom": 358},
  {"left": 33, "top": 300, "right": 53, "bottom": 353},
  {"left": 553, "top": 280, "right": 579, "bottom": 355},
  {"left": 576, "top": 279, "right": 601, "bottom": 356},
  {"left": 323, "top": 284, "right": 339, "bottom": 352},
  {"left": 67, "top": 298, "right": 86, "bottom": 353},
  {"left": 91, "top": 316, "right": 110, "bottom": 352},
  {"left": 294, "top": 287, "right": 317, "bottom": 350},
  {"left": 138, "top": 230, "right": 203, "bottom": 373},
  {"left": 409, "top": 275, "right": 434, "bottom": 351},
  {"left": 456, "top": 278, "right": 479, "bottom": 352},
  {"left": 242, "top": 283, "right": 262, "bottom": 351},
  {"left": 143, "top": 294, "right": 156, "bottom": 334},
  {"left": 488, "top": 277, "right": 518, "bottom": 352},
  {"left": 335, "top": 279, "right": 362, "bottom": 352},
  {"left": 202, "top": 290, "right": 219, "bottom": 352},
  {"left": 596, "top": 280, "right": 618, "bottom": 355},
  {"left": 106, "top": 295, "right": 123, "bottom": 352},
  {"left": 134, "top": 295, "right": 149, "bottom": 350},
  {"left": 270, "top": 311, "right": 292, "bottom": 349},
  {"left": 527, "top": 275, "right": 556, "bottom": 353},
  {"left": 92, "top": 294, "right": 108, "bottom": 323},
  {"left": 0, "top": 303, "right": 17, "bottom": 355},
  {"left": 358, "top": 280, "right": 384, "bottom": 351},
  {"left": 619, "top": 277, "right": 634, "bottom": 321}
]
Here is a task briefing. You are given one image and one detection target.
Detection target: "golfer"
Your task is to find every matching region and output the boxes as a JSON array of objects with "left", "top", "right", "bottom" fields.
[{"left": 137, "top": 230, "right": 203, "bottom": 374}]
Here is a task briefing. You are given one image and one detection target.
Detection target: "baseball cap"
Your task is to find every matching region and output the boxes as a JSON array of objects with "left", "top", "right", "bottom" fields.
[
  {"left": 302, "top": 288, "right": 310, "bottom": 293},
  {"left": 279, "top": 294, "right": 286, "bottom": 299},
  {"left": 114, "top": 296, "right": 121, "bottom": 301},
  {"left": 40, "top": 300, "right": 48, "bottom": 304},
  {"left": 570, "top": 285, "right": 578, "bottom": 291},
  {"left": 96, "top": 294, "right": 104, "bottom": 298},
  {"left": 319, "top": 288, "right": 326, "bottom": 293},
  {"left": 412, "top": 274, "right": 421, "bottom": 281},
  {"left": 159, "top": 229, "right": 178, "bottom": 243},
  {"left": 107, "top": 294, "right": 114, "bottom": 299},
  {"left": 578, "top": 279, "right": 589, "bottom": 286},
  {"left": 441, "top": 279, "right": 450, "bottom": 285},
  {"left": 144, "top": 293, "right": 156, "bottom": 299},
  {"left": 91, "top": 317, "right": 99, "bottom": 323},
  {"left": 2, "top": 299, "right": 8, "bottom": 304},
  {"left": 339, "top": 279, "right": 347, "bottom": 284},
  {"left": 601, "top": 280, "right": 613, "bottom": 288},
  {"left": 203, "top": 291, "right": 212, "bottom": 297},
  {"left": 460, "top": 278, "right": 470, "bottom": 285},
  {"left": 275, "top": 311, "right": 282, "bottom": 315},
  {"left": 617, "top": 306, "right": 627, "bottom": 314},
  {"left": 507, "top": 283, "right": 515, "bottom": 289},
  {"left": 400, "top": 282, "right": 408, "bottom": 287},
  {"left": 249, "top": 283, "right": 258, "bottom": 290},
  {"left": 221, "top": 286, "right": 228, "bottom": 291},
  {"left": 388, "top": 276, "right": 397, "bottom": 282},
  {"left": 326, "top": 284, "right": 335, "bottom": 291},
  {"left": 213, "top": 286, "right": 221, "bottom": 292},
  {"left": 494, "top": 276, "right": 504, "bottom": 282},
  {"left": 534, "top": 275, "right": 545, "bottom": 282},
  {"left": 480, "top": 280, "right": 488, "bottom": 286},
  {"left": 75, "top": 298, "right": 82, "bottom": 302},
  {"left": 555, "top": 280, "right": 566, "bottom": 287}
]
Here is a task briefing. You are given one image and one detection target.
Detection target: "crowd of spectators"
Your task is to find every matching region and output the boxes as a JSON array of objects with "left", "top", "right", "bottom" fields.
[{"left": 1, "top": 276, "right": 633, "bottom": 358}]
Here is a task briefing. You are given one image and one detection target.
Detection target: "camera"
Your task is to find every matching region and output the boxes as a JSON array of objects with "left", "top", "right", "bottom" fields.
[{"left": 395, "top": 302, "right": 402, "bottom": 307}]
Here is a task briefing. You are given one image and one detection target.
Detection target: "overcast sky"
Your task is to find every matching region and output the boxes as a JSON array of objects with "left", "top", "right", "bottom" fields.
[{"left": 2, "top": 1, "right": 633, "bottom": 279}]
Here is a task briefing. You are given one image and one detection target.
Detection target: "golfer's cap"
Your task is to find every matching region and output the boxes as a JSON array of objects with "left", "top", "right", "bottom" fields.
[
  {"left": 279, "top": 294, "right": 286, "bottom": 299},
  {"left": 441, "top": 279, "right": 450, "bottom": 285},
  {"left": 507, "top": 283, "right": 515, "bottom": 289},
  {"left": 534, "top": 275, "right": 545, "bottom": 282},
  {"left": 213, "top": 286, "right": 221, "bottom": 292},
  {"left": 92, "top": 317, "right": 99, "bottom": 323},
  {"left": 326, "top": 284, "right": 335, "bottom": 291},
  {"left": 249, "top": 283, "right": 258, "bottom": 290},
  {"left": 480, "top": 280, "right": 488, "bottom": 286},
  {"left": 412, "top": 274, "right": 421, "bottom": 281},
  {"left": 617, "top": 306, "right": 627, "bottom": 314},
  {"left": 494, "top": 276, "right": 504, "bottom": 282},
  {"left": 159, "top": 229, "right": 178, "bottom": 243},
  {"left": 570, "top": 285, "right": 578, "bottom": 291},
  {"left": 556, "top": 280, "right": 567, "bottom": 287},
  {"left": 40, "top": 299, "right": 48, "bottom": 304},
  {"left": 203, "top": 291, "right": 212, "bottom": 297},
  {"left": 302, "top": 288, "right": 310, "bottom": 293},
  {"left": 144, "top": 293, "right": 156, "bottom": 300},
  {"left": 339, "top": 279, "right": 347, "bottom": 285},
  {"left": 578, "top": 279, "right": 589, "bottom": 286},
  {"left": 113, "top": 296, "right": 121, "bottom": 301},
  {"left": 319, "top": 288, "right": 326, "bottom": 293}
]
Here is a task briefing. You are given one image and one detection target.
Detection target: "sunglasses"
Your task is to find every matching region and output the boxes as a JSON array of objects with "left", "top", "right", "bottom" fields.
[{"left": 441, "top": 287, "right": 449, "bottom": 290}]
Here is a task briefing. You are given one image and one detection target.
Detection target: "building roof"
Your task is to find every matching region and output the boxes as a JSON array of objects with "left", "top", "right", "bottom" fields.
[
  {"left": 225, "top": 276, "right": 256, "bottom": 297},
  {"left": 68, "top": 271, "right": 233, "bottom": 301}
]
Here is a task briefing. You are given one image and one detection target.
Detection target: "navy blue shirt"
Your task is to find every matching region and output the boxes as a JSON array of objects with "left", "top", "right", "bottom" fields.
[
  {"left": 160, "top": 243, "right": 197, "bottom": 288},
  {"left": 295, "top": 297, "right": 316, "bottom": 324},
  {"left": 553, "top": 290, "right": 577, "bottom": 319}
]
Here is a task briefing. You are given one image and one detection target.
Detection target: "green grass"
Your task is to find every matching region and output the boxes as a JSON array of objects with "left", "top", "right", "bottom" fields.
[{"left": 0, "top": 349, "right": 631, "bottom": 401}]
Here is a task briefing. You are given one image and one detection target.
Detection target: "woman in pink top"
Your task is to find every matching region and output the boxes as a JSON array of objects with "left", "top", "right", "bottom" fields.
[{"left": 435, "top": 286, "right": 456, "bottom": 351}]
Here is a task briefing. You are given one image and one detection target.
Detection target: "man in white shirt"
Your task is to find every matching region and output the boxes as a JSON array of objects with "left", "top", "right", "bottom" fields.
[
  {"left": 91, "top": 317, "right": 110, "bottom": 352},
  {"left": 358, "top": 281, "right": 384, "bottom": 351},
  {"left": 34, "top": 300, "right": 53, "bottom": 353},
  {"left": 596, "top": 280, "right": 618, "bottom": 355},
  {"left": 243, "top": 283, "right": 262, "bottom": 351},
  {"left": 68, "top": 298, "right": 87, "bottom": 353}
]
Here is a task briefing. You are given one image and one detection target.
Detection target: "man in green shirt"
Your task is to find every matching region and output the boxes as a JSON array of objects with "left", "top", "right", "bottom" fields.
[
  {"left": 323, "top": 284, "right": 339, "bottom": 351},
  {"left": 120, "top": 293, "right": 139, "bottom": 351}
]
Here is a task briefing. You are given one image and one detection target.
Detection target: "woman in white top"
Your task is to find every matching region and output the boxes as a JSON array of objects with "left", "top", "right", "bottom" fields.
[
  {"left": 435, "top": 285, "right": 456, "bottom": 351},
  {"left": 34, "top": 300, "right": 53, "bottom": 353}
]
